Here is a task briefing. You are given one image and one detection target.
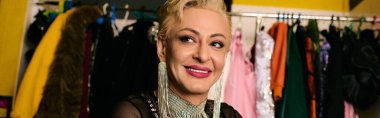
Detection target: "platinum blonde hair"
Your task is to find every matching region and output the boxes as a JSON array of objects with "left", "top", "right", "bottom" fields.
[
  {"left": 157, "top": 0, "right": 230, "bottom": 41},
  {"left": 157, "top": 0, "right": 229, "bottom": 117}
]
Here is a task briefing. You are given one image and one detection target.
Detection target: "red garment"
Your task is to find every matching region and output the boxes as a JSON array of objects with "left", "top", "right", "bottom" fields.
[
  {"left": 268, "top": 23, "right": 288, "bottom": 101},
  {"left": 79, "top": 26, "right": 93, "bottom": 118}
]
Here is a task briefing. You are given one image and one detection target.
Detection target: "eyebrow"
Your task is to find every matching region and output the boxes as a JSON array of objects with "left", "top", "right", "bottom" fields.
[{"left": 178, "top": 28, "right": 226, "bottom": 40}]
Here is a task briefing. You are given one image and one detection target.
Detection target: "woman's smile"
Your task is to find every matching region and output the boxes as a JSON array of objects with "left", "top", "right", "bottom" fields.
[{"left": 184, "top": 65, "right": 212, "bottom": 78}]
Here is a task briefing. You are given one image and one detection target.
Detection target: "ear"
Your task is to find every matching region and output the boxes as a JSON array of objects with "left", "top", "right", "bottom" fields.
[{"left": 156, "top": 39, "right": 166, "bottom": 62}]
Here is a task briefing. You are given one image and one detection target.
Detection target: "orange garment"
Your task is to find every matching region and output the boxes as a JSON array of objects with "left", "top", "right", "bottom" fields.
[
  {"left": 268, "top": 22, "right": 288, "bottom": 101},
  {"left": 305, "top": 37, "right": 317, "bottom": 118}
]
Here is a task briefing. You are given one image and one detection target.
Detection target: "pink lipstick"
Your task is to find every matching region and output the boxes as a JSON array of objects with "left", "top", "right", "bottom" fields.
[{"left": 184, "top": 65, "right": 212, "bottom": 78}]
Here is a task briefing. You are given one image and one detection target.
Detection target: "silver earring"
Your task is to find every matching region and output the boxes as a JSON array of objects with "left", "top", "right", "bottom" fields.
[
  {"left": 158, "top": 62, "right": 170, "bottom": 118},
  {"left": 213, "top": 72, "right": 223, "bottom": 118}
]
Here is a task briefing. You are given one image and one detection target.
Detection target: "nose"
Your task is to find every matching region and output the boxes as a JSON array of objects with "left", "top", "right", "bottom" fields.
[{"left": 193, "top": 42, "right": 210, "bottom": 63}]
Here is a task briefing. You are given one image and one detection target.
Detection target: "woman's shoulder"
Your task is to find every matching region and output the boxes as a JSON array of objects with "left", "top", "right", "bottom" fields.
[
  {"left": 205, "top": 100, "right": 242, "bottom": 118},
  {"left": 113, "top": 92, "right": 157, "bottom": 118}
]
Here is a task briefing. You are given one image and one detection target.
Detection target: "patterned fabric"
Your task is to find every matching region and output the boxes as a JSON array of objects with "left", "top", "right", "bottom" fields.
[
  {"left": 254, "top": 31, "right": 275, "bottom": 118},
  {"left": 168, "top": 90, "right": 208, "bottom": 118},
  {"left": 318, "top": 41, "right": 330, "bottom": 118}
]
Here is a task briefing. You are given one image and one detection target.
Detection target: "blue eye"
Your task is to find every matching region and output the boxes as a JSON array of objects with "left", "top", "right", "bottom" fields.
[
  {"left": 179, "top": 35, "right": 194, "bottom": 43},
  {"left": 210, "top": 41, "right": 224, "bottom": 48}
]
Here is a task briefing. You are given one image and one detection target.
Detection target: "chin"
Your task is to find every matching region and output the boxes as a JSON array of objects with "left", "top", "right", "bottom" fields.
[{"left": 184, "top": 84, "right": 212, "bottom": 95}]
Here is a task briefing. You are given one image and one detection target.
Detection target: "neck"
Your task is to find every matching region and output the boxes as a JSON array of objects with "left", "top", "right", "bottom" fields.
[{"left": 168, "top": 85, "right": 208, "bottom": 106}]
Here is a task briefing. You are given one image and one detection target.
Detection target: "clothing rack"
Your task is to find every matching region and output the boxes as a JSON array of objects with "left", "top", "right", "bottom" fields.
[
  {"left": 229, "top": 12, "right": 379, "bottom": 23},
  {"left": 114, "top": 8, "right": 156, "bottom": 13},
  {"left": 35, "top": 1, "right": 59, "bottom": 6},
  {"left": 35, "top": 2, "right": 379, "bottom": 23}
]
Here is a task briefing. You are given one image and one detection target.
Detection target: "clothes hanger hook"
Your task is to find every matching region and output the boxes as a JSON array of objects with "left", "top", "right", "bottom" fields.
[
  {"left": 124, "top": 4, "right": 130, "bottom": 22},
  {"left": 102, "top": 3, "right": 109, "bottom": 15},
  {"left": 372, "top": 16, "right": 377, "bottom": 30},
  {"left": 330, "top": 15, "right": 334, "bottom": 26}
]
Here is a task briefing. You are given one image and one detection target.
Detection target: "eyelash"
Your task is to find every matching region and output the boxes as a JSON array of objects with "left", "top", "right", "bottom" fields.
[
  {"left": 178, "top": 35, "right": 224, "bottom": 48},
  {"left": 179, "top": 35, "right": 195, "bottom": 43},
  {"left": 210, "top": 41, "right": 224, "bottom": 48}
]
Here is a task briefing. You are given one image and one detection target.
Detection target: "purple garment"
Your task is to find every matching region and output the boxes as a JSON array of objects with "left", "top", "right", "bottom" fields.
[
  {"left": 320, "top": 42, "right": 330, "bottom": 72},
  {"left": 318, "top": 41, "right": 330, "bottom": 118}
]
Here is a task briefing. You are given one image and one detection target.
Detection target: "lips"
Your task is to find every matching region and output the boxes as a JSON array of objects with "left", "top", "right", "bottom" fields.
[{"left": 184, "top": 65, "right": 212, "bottom": 78}]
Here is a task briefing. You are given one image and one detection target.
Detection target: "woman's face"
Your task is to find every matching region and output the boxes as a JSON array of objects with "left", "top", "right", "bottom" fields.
[{"left": 157, "top": 7, "right": 231, "bottom": 96}]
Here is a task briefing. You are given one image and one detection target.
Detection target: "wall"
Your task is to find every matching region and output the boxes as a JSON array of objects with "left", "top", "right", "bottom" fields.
[
  {"left": 234, "top": 0, "right": 349, "bottom": 12},
  {"left": 0, "top": 0, "right": 28, "bottom": 97}
]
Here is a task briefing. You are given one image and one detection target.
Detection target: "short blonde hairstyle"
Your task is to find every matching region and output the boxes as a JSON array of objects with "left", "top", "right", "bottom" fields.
[{"left": 157, "top": 0, "right": 230, "bottom": 40}]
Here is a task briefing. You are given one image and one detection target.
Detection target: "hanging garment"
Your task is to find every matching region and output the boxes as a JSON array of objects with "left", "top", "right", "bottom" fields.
[
  {"left": 253, "top": 31, "right": 275, "bottom": 118},
  {"left": 321, "top": 25, "right": 345, "bottom": 118},
  {"left": 89, "top": 17, "right": 118, "bottom": 118},
  {"left": 318, "top": 40, "right": 330, "bottom": 118},
  {"left": 361, "top": 29, "right": 380, "bottom": 61},
  {"left": 306, "top": 19, "right": 320, "bottom": 118},
  {"left": 79, "top": 25, "right": 95, "bottom": 118},
  {"left": 224, "top": 28, "right": 257, "bottom": 118},
  {"left": 115, "top": 19, "right": 159, "bottom": 99},
  {"left": 268, "top": 22, "right": 288, "bottom": 102},
  {"left": 280, "top": 25, "right": 309, "bottom": 118},
  {"left": 24, "top": 10, "right": 50, "bottom": 65},
  {"left": 342, "top": 28, "right": 380, "bottom": 109},
  {"left": 295, "top": 25, "right": 308, "bottom": 81},
  {"left": 37, "top": 6, "right": 102, "bottom": 118},
  {"left": 11, "top": 11, "right": 71, "bottom": 118},
  {"left": 344, "top": 101, "right": 358, "bottom": 118}
]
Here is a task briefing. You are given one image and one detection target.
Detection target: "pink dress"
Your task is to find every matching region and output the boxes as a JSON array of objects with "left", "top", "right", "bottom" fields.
[
  {"left": 224, "top": 28, "right": 257, "bottom": 118},
  {"left": 344, "top": 101, "right": 358, "bottom": 118}
]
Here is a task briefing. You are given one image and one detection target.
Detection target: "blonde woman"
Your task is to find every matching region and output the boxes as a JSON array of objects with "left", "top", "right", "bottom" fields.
[{"left": 113, "top": 0, "right": 241, "bottom": 117}]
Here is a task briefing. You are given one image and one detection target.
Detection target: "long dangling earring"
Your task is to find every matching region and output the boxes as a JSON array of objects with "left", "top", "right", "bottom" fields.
[
  {"left": 158, "top": 62, "right": 170, "bottom": 118},
  {"left": 213, "top": 72, "right": 223, "bottom": 118}
]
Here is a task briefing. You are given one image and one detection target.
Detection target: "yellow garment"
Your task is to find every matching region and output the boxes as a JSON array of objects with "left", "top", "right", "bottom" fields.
[{"left": 11, "top": 11, "right": 71, "bottom": 118}]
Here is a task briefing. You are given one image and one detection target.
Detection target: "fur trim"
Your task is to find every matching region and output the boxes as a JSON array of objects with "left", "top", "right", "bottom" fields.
[{"left": 38, "top": 6, "right": 101, "bottom": 118}]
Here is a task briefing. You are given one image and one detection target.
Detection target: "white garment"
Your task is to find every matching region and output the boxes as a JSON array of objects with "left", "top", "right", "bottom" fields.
[{"left": 254, "top": 31, "right": 275, "bottom": 118}]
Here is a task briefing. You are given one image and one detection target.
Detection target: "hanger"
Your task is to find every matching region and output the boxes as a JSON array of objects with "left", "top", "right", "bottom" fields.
[
  {"left": 286, "top": 13, "right": 290, "bottom": 25},
  {"left": 277, "top": 12, "right": 280, "bottom": 22},
  {"left": 330, "top": 15, "right": 334, "bottom": 26},
  {"left": 337, "top": 16, "right": 341, "bottom": 29},
  {"left": 102, "top": 3, "right": 109, "bottom": 15},
  {"left": 257, "top": 16, "right": 263, "bottom": 32},
  {"left": 237, "top": 10, "right": 242, "bottom": 29},
  {"left": 110, "top": 4, "right": 119, "bottom": 35},
  {"left": 123, "top": 4, "right": 130, "bottom": 22},
  {"left": 372, "top": 16, "right": 377, "bottom": 30},
  {"left": 358, "top": 17, "right": 365, "bottom": 32},
  {"left": 290, "top": 13, "right": 294, "bottom": 26}
]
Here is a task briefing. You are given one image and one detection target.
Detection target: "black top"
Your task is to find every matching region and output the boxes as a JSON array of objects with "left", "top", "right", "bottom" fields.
[{"left": 113, "top": 91, "right": 242, "bottom": 118}]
